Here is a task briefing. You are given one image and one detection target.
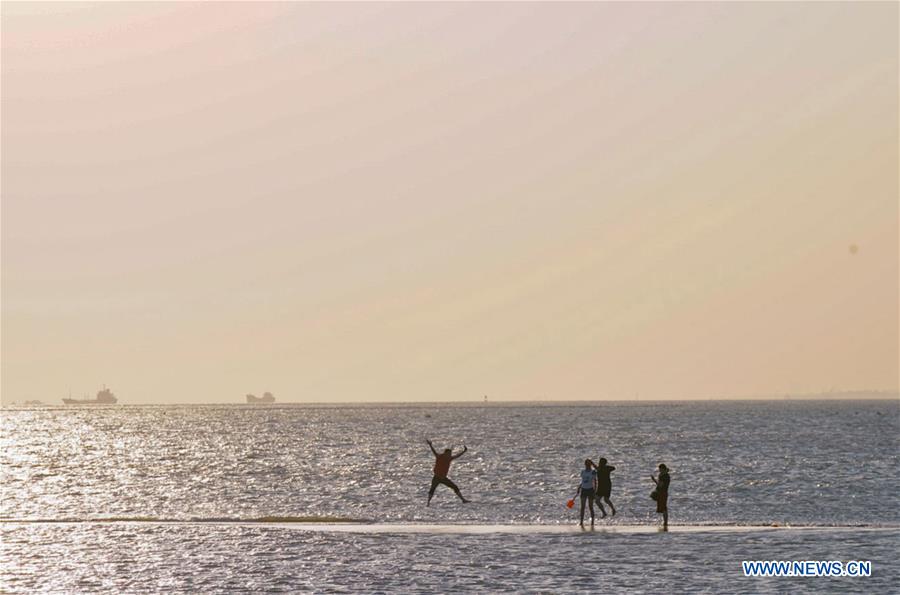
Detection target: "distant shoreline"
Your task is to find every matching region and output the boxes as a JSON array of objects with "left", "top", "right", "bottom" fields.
[{"left": 3, "top": 394, "right": 898, "bottom": 408}]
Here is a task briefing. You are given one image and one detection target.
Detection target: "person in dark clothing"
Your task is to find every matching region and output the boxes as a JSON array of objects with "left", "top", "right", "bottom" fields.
[
  {"left": 426, "top": 439, "right": 469, "bottom": 506},
  {"left": 651, "top": 463, "right": 670, "bottom": 530},
  {"left": 593, "top": 457, "right": 617, "bottom": 516}
]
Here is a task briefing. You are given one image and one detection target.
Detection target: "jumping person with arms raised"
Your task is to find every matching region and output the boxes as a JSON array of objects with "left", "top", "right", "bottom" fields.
[{"left": 425, "top": 439, "right": 470, "bottom": 506}]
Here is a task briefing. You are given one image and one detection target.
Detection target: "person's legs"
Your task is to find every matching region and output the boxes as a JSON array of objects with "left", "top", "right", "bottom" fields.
[
  {"left": 657, "top": 492, "right": 669, "bottom": 529},
  {"left": 594, "top": 489, "right": 609, "bottom": 517},
  {"left": 604, "top": 496, "right": 616, "bottom": 516},
  {"left": 588, "top": 493, "right": 596, "bottom": 524},
  {"left": 427, "top": 476, "right": 440, "bottom": 506},
  {"left": 440, "top": 477, "right": 469, "bottom": 503},
  {"left": 579, "top": 492, "right": 588, "bottom": 525},
  {"left": 594, "top": 494, "right": 606, "bottom": 518}
]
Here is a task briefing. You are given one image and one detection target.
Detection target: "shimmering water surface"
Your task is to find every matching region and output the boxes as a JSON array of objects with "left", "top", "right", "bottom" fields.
[{"left": 2, "top": 400, "right": 898, "bottom": 592}]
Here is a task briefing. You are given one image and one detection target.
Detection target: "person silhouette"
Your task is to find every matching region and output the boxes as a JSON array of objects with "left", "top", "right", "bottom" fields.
[
  {"left": 425, "top": 439, "right": 469, "bottom": 506},
  {"left": 576, "top": 459, "right": 600, "bottom": 527},
  {"left": 651, "top": 463, "right": 670, "bottom": 530},
  {"left": 593, "top": 458, "right": 617, "bottom": 516}
]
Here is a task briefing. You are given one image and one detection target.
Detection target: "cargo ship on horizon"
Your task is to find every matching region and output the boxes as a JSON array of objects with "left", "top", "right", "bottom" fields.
[{"left": 63, "top": 386, "right": 117, "bottom": 405}]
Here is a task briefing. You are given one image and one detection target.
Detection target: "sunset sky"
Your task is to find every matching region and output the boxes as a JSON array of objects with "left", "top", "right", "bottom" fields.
[{"left": 2, "top": 2, "right": 897, "bottom": 404}]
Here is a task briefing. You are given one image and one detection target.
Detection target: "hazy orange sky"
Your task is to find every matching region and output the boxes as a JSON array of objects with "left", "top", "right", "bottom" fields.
[{"left": 2, "top": 2, "right": 897, "bottom": 404}]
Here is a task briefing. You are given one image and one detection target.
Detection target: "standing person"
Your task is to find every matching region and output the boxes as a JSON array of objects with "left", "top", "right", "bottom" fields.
[
  {"left": 594, "top": 458, "right": 617, "bottom": 516},
  {"left": 425, "top": 439, "right": 469, "bottom": 506},
  {"left": 576, "top": 459, "right": 599, "bottom": 527},
  {"left": 651, "top": 463, "right": 671, "bottom": 530}
]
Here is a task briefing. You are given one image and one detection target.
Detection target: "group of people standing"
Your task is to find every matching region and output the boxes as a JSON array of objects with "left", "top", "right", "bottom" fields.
[
  {"left": 577, "top": 459, "right": 670, "bottom": 529},
  {"left": 424, "top": 440, "right": 671, "bottom": 530}
]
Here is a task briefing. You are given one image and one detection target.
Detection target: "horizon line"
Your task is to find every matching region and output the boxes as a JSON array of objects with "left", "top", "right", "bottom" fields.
[{"left": 4, "top": 391, "right": 898, "bottom": 407}]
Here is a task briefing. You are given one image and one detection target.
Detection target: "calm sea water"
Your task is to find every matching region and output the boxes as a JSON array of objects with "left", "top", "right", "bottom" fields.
[{"left": 2, "top": 400, "right": 898, "bottom": 592}]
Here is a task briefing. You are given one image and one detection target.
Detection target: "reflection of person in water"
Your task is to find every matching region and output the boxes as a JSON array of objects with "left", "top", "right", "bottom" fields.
[
  {"left": 576, "top": 459, "right": 598, "bottom": 527},
  {"left": 425, "top": 439, "right": 469, "bottom": 506},
  {"left": 593, "top": 458, "right": 617, "bottom": 516},
  {"left": 651, "top": 463, "right": 670, "bottom": 530}
]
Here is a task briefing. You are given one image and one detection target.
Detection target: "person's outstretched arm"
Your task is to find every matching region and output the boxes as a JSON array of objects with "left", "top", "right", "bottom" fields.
[
  {"left": 426, "top": 439, "right": 438, "bottom": 456},
  {"left": 451, "top": 445, "right": 468, "bottom": 460},
  {"left": 609, "top": 465, "right": 616, "bottom": 472}
]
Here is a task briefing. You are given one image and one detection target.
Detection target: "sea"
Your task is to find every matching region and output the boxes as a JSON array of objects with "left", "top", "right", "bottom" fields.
[{"left": 1, "top": 399, "right": 898, "bottom": 593}]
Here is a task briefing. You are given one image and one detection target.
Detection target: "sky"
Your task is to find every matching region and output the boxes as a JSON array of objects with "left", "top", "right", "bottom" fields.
[{"left": 2, "top": 2, "right": 897, "bottom": 404}]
